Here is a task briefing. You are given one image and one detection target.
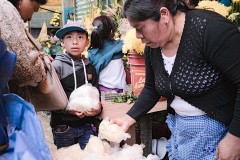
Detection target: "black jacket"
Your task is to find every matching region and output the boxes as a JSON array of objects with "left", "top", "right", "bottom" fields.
[
  {"left": 50, "top": 53, "right": 99, "bottom": 127},
  {"left": 127, "top": 9, "right": 240, "bottom": 137}
]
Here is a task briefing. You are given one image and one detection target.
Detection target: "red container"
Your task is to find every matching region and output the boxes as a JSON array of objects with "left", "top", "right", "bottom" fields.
[
  {"left": 128, "top": 52, "right": 145, "bottom": 95},
  {"left": 125, "top": 68, "right": 131, "bottom": 84},
  {"left": 128, "top": 52, "right": 167, "bottom": 101}
]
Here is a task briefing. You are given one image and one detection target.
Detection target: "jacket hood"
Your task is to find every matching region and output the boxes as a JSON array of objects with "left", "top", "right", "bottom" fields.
[{"left": 55, "top": 52, "right": 90, "bottom": 66}]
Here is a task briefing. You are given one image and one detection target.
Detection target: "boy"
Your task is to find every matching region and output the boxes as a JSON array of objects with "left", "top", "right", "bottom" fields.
[{"left": 51, "top": 20, "right": 102, "bottom": 149}]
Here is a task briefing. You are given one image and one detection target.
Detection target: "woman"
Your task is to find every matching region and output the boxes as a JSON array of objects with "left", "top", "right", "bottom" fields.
[
  {"left": 0, "top": 0, "right": 47, "bottom": 103},
  {"left": 111, "top": 0, "right": 240, "bottom": 159},
  {"left": 88, "top": 15, "right": 126, "bottom": 93}
]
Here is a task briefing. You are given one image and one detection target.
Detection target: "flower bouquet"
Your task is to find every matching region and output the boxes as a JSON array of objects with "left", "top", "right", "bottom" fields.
[
  {"left": 122, "top": 28, "right": 145, "bottom": 56},
  {"left": 196, "top": 0, "right": 240, "bottom": 25},
  {"left": 50, "top": 10, "right": 61, "bottom": 27}
]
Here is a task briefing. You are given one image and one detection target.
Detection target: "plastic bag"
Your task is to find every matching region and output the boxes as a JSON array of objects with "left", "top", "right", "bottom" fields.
[
  {"left": 67, "top": 59, "right": 100, "bottom": 112},
  {"left": 67, "top": 83, "right": 100, "bottom": 112},
  {"left": 0, "top": 38, "right": 16, "bottom": 153},
  {"left": 0, "top": 94, "right": 52, "bottom": 160}
]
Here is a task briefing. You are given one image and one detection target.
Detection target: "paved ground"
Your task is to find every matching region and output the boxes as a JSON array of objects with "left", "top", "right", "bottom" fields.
[{"left": 37, "top": 112, "right": 57, "bottom": 156}]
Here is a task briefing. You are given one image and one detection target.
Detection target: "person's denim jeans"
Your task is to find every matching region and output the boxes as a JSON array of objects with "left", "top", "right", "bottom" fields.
[{"left": 52, "top": 123, "right": 95, "bottom": 149}]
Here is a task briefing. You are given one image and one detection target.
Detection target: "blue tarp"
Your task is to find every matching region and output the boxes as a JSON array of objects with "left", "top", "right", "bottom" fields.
[
  {"left": 0, "top": 38, "right": 16, "bottom": 154},
  {"left": 0, "top": 38, "right": 52, "bottom": 159},
  {"left": 0, "top": 94, "right": 52, "bottom": 160}
]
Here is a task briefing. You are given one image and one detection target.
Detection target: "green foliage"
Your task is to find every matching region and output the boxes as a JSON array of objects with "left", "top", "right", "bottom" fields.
[
  {"left": 112, "top": 92, "right": 138, "bottom": 104},
  {"left": 101, "top": 1, "right": 123, "bottom": 38},
  {"left": 228, "top": 2, "right": 240, "bottom": 25}
]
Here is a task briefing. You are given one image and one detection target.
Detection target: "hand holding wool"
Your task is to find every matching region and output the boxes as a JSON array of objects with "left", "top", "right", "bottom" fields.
[{"left": 99, "top": 118, "right": 131, "bottom": 143}]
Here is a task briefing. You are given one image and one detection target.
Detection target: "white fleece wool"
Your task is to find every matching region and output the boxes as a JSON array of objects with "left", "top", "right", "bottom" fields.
[
  {"left": 53, "top": 133, "right": 161, "bottom": 160},
  {"left": 98, "top": 118, "right": 131, "bottom": 143}
]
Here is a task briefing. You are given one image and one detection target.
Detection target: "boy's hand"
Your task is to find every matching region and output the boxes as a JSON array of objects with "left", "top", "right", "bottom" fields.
[
  {"left": 67, "top": 109, "right": 86, "bottom": 118},
  {"left": 84, "top": 102, "right": 102, "bottom": 116}
]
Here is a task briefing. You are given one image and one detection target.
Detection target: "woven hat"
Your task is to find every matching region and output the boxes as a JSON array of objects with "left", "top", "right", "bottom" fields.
[{"left": 56, "top": 20, "right": 87, "bottom": 39}]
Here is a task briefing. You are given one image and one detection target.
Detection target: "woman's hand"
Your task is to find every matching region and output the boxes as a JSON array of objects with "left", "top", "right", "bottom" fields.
[
  {"left": 110, "top": 115, "right": 136, "bottom": 132},
  {"left": 215, "top": 133, "right": 240, "bottom": 160}
]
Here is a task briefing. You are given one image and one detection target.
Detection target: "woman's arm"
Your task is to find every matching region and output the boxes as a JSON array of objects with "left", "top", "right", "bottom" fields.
[
  {"left": 126, "top": 47, "right": 161, "bottom": 120},
  {"left": 204, "top": 16, "right": 240, "bottom": 159},
  {"left": 0, "top": 1, "right": 45, "bottom": 87}
]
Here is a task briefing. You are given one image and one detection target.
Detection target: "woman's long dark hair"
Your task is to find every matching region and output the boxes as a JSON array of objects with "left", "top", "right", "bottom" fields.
[
  {"left": 8, "top": 0, "right": 47, "bottom": 9},
  {"left": 88, "top": 15, "right": 116, "bottom": 50},
  {"left": 123, "top": 0, "right": 189, "bottom": 22}
]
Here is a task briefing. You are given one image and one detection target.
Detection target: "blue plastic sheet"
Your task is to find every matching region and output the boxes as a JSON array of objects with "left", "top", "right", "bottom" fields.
[
  {"left": 0, "top": 94, "right": 52, "bottom": 160},
  {"left": 0, "top": 38, "right": 16, "bottom": 154}
]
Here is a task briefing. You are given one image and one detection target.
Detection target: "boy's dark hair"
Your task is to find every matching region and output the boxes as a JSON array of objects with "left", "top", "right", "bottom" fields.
[
  {"left": 88, "top": 15, "right": 116, "bottom": 50},
  {"left": 8, "top": 0, "right": 47, "bottom": 8}
]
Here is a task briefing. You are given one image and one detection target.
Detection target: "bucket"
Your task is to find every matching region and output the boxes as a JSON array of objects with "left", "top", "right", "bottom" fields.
[{"left": 128, "top": 52, "right": 145, "bottom": 95}]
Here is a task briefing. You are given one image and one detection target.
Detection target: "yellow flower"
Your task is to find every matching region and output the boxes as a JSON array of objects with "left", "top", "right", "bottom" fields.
[
  {"left": 50, "top": 10, "right": 61, "bottom": 27},
  {"left": 82, "top": 4, "right": 101, "bottom": 34},
  {"left": 122, "top": 28, "right": 145, "bottom": 55},
  {"left": 46, "top": 42, "right": 51, "bottom": 48},
  {"left": 196, "top": 1, "right": 231, "bottom": 17},
  {"left": 232, "top": 0, "right": 240, "bottom": 3}
]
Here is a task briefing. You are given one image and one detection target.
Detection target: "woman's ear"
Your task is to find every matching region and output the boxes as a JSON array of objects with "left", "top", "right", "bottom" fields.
[{"left": 160, "top": 7, "right": 170, "bottom": 25}]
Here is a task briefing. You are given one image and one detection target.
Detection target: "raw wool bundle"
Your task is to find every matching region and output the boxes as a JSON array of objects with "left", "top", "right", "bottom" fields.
[
  {"left": 67, "top": 59, "right": 100, "bottom": 112},
  {"left": 67, "top": 83, "right": 100, "bottom": 112},
  {"left": 98, "top": 118, "right": 131, "bottom": 143},
  {"left": 53, "top": 132, "right": 161, "bottom": 160},
  {"left": 84, "top": 136, "right": 112, "bottom": 156},
  {"left": 52, "top": 144, "right": 83, "bottom": 160},
  {"left": 146, "top": 154, "right": 161, "bottom": 160},
  {"left": 110, "top": 144, "right": 145, "bottom": 160},
  {"left": 110, "top": 144, "right": 160, "bottom": 160},
  {"left": 83, "top": 136, "right": 160, "bottom": 160}
]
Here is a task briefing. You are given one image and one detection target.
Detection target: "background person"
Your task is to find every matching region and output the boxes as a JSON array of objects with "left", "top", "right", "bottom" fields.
[
  {"left": 111, "top": 0, "right": 240, "bottom": 159},
  {"left": 0, "top": 0, "right": 48, "bottom": 105},
  {"left": 49, "top": 29, "right": 62, "bottom": 59},
  {"left": 88, "top": 15, "right": 126, "bottom": 93}
]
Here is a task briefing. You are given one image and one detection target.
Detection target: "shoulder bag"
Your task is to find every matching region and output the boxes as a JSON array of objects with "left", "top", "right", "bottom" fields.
[{"left": 26, "top": 29, "right": 68, "bottom": 111}]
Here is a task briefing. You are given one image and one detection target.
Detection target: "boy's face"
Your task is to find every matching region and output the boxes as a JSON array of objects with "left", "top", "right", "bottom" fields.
[{"left": 61, "top": 31, "right": 89, "bottom": 59}]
